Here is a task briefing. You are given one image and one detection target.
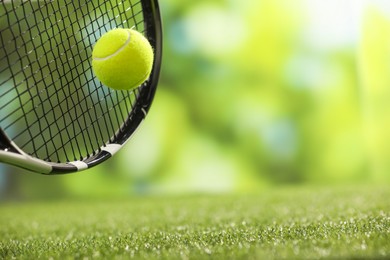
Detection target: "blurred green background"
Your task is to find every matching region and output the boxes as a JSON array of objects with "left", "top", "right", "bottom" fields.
[{"left": 1, "top": 0, "right": 390, "bottom": 200}]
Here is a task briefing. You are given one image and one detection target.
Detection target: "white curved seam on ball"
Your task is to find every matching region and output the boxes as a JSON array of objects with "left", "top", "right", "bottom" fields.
[{"left": 93, "top": 30, "right": 131, "bottom": 61}]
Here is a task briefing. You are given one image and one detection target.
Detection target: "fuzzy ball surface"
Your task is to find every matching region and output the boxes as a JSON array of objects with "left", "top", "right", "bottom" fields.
[{"left": 92, "top": 28, "right": 154, "bottom": 91}]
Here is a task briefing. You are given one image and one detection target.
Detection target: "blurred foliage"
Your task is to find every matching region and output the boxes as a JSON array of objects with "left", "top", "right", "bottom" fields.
[{"left": 2, "top": 0, "right": 390, "bottom": 199}]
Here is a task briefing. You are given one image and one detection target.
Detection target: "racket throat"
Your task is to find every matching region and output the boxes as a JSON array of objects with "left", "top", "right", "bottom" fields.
[
  {"left": 0, "top": 128, "right": 52, "bottom": 174},
  {"left": 0, "top": 128, "right": 18, "bottom": 153}
]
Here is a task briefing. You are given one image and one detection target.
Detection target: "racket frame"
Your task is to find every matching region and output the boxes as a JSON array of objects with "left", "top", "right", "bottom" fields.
[{"left": 0, "top": 0, "right": 162, "bottom": 174}]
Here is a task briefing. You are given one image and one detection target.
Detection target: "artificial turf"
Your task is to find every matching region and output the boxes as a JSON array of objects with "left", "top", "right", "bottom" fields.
[{"left": 0, "top": 186, "right": 389, "bottom": 259}]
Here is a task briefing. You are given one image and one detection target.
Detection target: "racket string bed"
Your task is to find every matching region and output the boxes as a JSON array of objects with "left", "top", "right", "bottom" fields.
[{"left": 0, "top": 0, "right": 158, "bottom": 171}]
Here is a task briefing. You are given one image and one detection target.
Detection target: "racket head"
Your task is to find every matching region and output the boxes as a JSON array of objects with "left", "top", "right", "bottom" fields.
[{"left": 0, "top": 0, "right": 162, "bottom": 174}]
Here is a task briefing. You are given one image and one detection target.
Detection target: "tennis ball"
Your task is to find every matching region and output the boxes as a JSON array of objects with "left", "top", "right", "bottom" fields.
[{"left": 92, "top": 28, "right": 153, "bottom": 91}]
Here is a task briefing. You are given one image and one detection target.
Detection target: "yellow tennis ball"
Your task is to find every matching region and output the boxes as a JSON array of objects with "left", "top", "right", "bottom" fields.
[{"left": 92, "top": 28, "right": 154, "bottom": 91}]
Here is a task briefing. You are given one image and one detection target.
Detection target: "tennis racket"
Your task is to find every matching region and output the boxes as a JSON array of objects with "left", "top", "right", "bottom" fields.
[{"left": 0, "top": 0, "right": 162, "bottom": 174}]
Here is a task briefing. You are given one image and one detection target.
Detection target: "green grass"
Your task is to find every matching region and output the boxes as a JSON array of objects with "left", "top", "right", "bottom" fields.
[{"left": 0, "top": 186, "right": 389, "bottom": 259}]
